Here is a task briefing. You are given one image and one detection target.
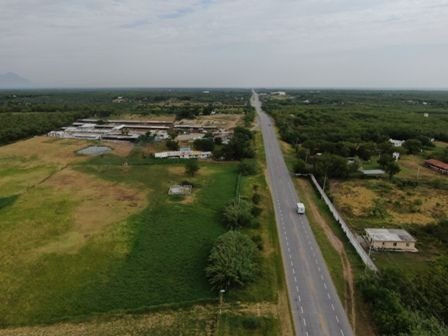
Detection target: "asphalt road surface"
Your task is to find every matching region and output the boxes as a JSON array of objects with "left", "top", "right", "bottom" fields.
[{"left": 251, "top": 91, "right": 354, "bottom": 336}]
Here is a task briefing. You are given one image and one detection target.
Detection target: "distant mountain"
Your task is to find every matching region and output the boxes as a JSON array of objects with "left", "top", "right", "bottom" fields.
[{"left": 0, "top": 72, "right": 32, "bottom": 89}]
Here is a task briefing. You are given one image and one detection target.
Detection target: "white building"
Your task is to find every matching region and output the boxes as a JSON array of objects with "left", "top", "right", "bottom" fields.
[
  {"left": 392, "top": 152, "right": 400, "bottom": 161},
  {"left": 365, "top": 228, "right": 417, "bottom": 252},
  {"left": 389, "top": 139, "right": 405, "bottom": 147},
  {"left": 155, "top": 147, "right": 212, "bottom": 159}
]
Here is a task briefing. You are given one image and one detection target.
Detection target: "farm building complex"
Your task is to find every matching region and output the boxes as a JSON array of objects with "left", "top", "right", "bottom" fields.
[
  {"left": 47, "top": 118, "right": 235, "bottom": 145},
  {"left": 365, "top": 228, "right": 418, "bottom": 252}
]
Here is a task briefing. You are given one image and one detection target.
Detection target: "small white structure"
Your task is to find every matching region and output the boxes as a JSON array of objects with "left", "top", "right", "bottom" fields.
[
  {"left": 296, "top": 202, "right": 305, "bottom": 214},
  {"left": 365, "top": 228, "right": 417, "bottom": 252},
  {"left": 424, "top": 113, "right": 429, "bottom": 117},
  {"left": 392, "top": 152, "right": 400, "bottom": 161},
  {"left": 389, "top": 139, "right": 405, "bottom": 147},
  {"left": 168, "top": 185, "right": 192, "bottom": 195}
]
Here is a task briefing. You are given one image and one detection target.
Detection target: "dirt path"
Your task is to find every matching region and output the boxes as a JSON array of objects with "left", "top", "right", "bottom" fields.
[{"left": 296, "top": 179, "right": 357, "bottom": 332}]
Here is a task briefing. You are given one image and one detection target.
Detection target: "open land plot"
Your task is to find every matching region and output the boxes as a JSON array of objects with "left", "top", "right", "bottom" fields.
[{"left": 0, "top": 136, "right": 241, "bottom": 326}]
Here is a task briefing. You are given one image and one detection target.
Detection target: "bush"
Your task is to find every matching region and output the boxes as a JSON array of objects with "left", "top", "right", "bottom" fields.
[
  {"left": 185, "top": 159, "right": 199, "bottom": 176},
  {"left": 206, "top": 231, "right": 259, "bottom": 290},
  {"left": 222, "top": 198, "right": 254, "bottom": 229},
  {"left": 252, "top": 192, "right": 261, "bottom": 205},
  {"left": 238, "top": 159, "right": 258, "bottom": 176},
  {"left": 251, "top": 206, "right": 262, "bottom": 217},
  {"left": 166, "top": 139, "right": 179, "bottom": 150},
  {"left": 193, "top": 138, "right": 214, "bottom": 151}
]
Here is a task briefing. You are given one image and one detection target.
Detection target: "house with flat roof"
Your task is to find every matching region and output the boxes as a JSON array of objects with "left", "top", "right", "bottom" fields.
[{"left": 365, "top": 228, "right": 417, "bottom": 252}]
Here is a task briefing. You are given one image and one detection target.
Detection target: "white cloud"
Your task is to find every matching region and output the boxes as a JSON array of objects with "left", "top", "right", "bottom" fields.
[{"left": 0, "top": 0, "right": 447, "bottom": 87}]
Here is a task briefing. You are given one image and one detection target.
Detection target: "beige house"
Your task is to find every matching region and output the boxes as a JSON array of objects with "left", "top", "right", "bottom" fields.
[{"left": 365, "top": 228, "right": 417, "bottom": 252}]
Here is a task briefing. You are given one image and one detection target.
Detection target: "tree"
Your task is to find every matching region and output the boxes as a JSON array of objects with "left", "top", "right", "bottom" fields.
[
  {"left": 206, "top": 231, "right": 259, "bottom": 290},
  {"left": 384, "top": 161, "right": 400, "bottom": 179},
  {"left": 193, "top": 138, "right": 214, "bottom": 151},
  {"left": 403, "top": 139, "right": 422, "bottom": 154},
  {"left": 238, "top": 159, "right": 258, "bottom": 176},
  {"left": 185, "top": 159, "right": 199, "bottom": 176},
  {"left": 222, "top": 198, "right": 254, "bottom": 229},
  {"left": 221, "top": 127, "right": 255, "bottom": 160},
  {"left": 378, "top": 154, "right": 394, "bottom": 169},
  {"left": 313, "top": 153, "right": 349, "bottom": 178},
  {"left": 166, "top": 139, "right": 179, "bottom": 150},
  {"left": 294, "top": 158, "right": 308, "bottom": 174},
  {"left": 357, "top": 143, "right": 376, "bottom": 161}
]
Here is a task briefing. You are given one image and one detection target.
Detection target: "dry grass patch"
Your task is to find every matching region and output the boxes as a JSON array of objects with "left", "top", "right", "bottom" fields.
[
  {"left": 0, "top": 305, "right": 216, "bottom": 336},
  {"left": 0, "top": 136, "right": 88, "bottom": 165},
  {"left": 331, "top": 181, "right": 377, "bottom": 217},
  {"left": 104, "top": 141, "right": 135, "bottom": 157},
  {"left": 36, "top": 168, "right": 147, "bottom": 254}
]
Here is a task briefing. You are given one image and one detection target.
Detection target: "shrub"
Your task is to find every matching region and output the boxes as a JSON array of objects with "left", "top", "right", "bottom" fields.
[
  {"left": 238, "top": 159, "right": 258, "bottom": 176},
  {"left": 222, "top": 198, "right": 254, "bottom": 229},
  {"left": 206, "top": 231, "right": 259, "bottom": 290},
  {"left": 185, "top": 159, "right": 199, "bottom": 177}
]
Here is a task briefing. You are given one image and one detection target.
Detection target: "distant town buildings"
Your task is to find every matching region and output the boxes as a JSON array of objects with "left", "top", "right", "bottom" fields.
[
  {"left": 270, "top": 91, "right": 286, "bottom": 96},
  {"left": 365, "top": 228, "right": 417, "bottom": 252}
]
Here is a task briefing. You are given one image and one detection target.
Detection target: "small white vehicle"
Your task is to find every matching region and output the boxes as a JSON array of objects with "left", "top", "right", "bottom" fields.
[{"left": 296, "top": 202, "right": 305, "bottom": 214}]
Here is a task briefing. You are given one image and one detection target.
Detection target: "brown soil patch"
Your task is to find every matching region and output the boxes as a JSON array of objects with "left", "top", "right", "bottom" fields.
[
  {"left": 104, "top": 141, "right": 134, "bottom": 157},
  {"left": 297, "top": 179, "right": 357, "bottom": 331},
  {"left": 36, "top": 168, "right": 147, "bottom": 254}
]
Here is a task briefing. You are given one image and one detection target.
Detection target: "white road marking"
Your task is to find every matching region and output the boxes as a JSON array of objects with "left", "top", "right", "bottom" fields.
[
  {"left": 302, "top": 318, "right": 307, "bottom": 327},
  {"left": 336, "top": 315, "right": 340, "bottom": 324},
  {"left": 296, "top": 286, "right": 299, "bottom": 292},
  {"left": 331, "top": 303, "right": 335, "bottom": 311},
  {"left": 340, "top": 329, "right": 345, "bottom": 336},
  {"left": 298, "top": 295, "right": 302, "bottom": 302},
  {"left": 292, "top": 268, "right": 295, "bottom": 275},
  {"left": 294, "top": 276, "right": 297, "bottom": 283},
  {"left": 300, "top": 306, "right": 304, "bottom": 313},
  {"left": 324, "top": 283, "right": 328, "bottom": 290},
  {"left": 327, "top": 293, "right": 331, "bottom": 300}
]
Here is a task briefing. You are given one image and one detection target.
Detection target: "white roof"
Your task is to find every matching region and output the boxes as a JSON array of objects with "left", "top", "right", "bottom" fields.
[{"left": 365, "top": 228, "right": 416, "bottom": 242}]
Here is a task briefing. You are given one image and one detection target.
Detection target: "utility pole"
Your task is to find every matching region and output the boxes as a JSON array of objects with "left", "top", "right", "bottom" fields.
[{"left": 219, "top": 289, "right": 226, "bottom": 314}]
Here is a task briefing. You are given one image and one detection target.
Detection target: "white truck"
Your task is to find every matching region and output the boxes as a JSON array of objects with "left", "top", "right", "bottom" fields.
[{"left": 296, "top": 202, "right": 305, "bottom": 214}]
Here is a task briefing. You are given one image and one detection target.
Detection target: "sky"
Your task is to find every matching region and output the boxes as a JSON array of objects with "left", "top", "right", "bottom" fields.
[{"left": 1, "top": 0, "right": 448, "bottom": 88}]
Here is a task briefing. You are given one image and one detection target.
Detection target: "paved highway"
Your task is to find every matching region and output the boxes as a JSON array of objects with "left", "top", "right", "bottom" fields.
[{"left": 251, "top": 91, "right": 354, "bottom": 336}]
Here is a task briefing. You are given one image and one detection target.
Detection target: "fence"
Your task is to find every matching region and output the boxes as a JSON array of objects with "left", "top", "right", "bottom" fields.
[{"left": 309, "top": 174, "right": 378, "bottom": 272}]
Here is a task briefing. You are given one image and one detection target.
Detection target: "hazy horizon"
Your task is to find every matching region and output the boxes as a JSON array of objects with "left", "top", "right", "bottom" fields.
[{"left": 1, "top": 0, "right": 448, "bottom": 88}]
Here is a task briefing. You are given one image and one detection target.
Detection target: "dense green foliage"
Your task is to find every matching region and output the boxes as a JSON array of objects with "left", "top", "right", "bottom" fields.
[
  {"left": 214, "top": 127, "right": 255, "bottom": 160},
  {"left": 237, "top": 159, "right": 258, "bottom": 176},
  {"left": 358, "top": 264, "right": 448, "bottom": 335},
  {"left": 206, "top": 231, "right": 259, "bottom": 290},
  {"left": 0, "top": 111, "right": 86, "bottom": 144},
  {"left": 222, "top": 198, "right": 255, "bottom": 229}
]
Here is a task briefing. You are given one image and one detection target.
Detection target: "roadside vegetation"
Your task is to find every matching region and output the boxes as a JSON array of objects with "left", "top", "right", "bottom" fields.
[{"left": 266, "top": 90, "right": 448, "bottom": 335}]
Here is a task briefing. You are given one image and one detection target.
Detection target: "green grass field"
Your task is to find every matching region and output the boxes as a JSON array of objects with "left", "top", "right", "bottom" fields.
[{"left": 0, "top": 139, "right": 239, "bottom": 326}]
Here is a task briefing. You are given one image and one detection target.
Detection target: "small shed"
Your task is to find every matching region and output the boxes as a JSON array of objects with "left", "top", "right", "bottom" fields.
[{"left": 168, "top": 185, "right": 192, "bottom": 195}]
